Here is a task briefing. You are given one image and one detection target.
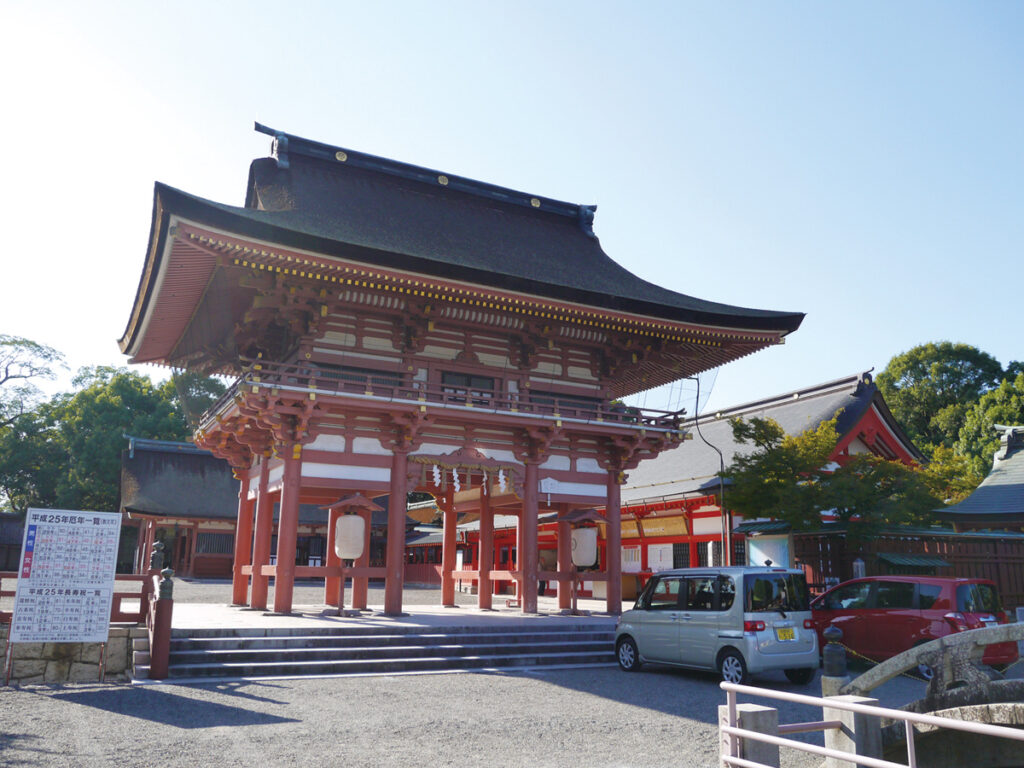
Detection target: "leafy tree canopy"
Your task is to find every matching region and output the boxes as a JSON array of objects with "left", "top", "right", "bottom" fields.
[
  {"left": 876, "top": 342, "right": 1004, "bottom": 456},
  {"left": 0, "top": 335, "right": 66, "bottom": 428},
  {"left": 956, "top": 372, "right": 1024, "bottom": 477},
  {"left": 0, "top": 355, "right": 226, "bottom": 515},
  {"left": 723, "top": 415, "right": 940, "bottom": 537}
]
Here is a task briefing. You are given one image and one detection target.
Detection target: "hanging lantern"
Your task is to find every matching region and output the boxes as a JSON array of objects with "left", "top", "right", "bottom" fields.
[
  {"left": 571, "top": 528, "right": 597, "bottom": 568},
  {"left": 335, "top": 515, "right": 365, "bottom": 559}
]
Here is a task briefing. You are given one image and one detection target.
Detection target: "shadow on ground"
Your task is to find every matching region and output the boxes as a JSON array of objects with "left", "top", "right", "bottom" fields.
[{"left": 36, "top": 684, "right": 300, "bottom": 728}]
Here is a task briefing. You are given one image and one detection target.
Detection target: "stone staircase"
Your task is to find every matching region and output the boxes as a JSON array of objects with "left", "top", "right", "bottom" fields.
[{"left": 133, "top": 620, "right": 616, "bottom": 681}]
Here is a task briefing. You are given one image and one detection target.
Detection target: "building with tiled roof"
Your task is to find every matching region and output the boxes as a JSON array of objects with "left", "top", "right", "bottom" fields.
[{"left": 936, "top": 425, "right": 1024, "bottom": 530}]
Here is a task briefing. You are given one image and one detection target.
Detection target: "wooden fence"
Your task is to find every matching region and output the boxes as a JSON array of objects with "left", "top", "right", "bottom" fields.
[{"left": 794, "top": 530, "right": 1024, "bottom": 608}]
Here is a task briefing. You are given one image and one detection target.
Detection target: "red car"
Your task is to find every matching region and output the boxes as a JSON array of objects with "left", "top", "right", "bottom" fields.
[{"left": 810, "top": 575, "right": 1018, "bottom": 674}]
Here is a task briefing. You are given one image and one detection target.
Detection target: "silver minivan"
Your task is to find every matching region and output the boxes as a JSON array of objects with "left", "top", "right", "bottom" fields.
[{"left": 615, "top": 566, "right": 819, "bottom": 684}]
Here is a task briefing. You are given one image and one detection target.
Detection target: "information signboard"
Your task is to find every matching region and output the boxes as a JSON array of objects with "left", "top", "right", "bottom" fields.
[{"left": 9, "top": 508, "right": 122, "bottom": 643}]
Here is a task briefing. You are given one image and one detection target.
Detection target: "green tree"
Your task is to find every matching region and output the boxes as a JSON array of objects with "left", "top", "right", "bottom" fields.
[
  {"left": 876, "top": 342, "right": 1003, "bottom": 456},
  {"left": 920, "top": 445, "right": 986, "bottom": 504},
  {"left": 162, "top": 370, "right": 227, "bottom": 430},
  {"left": 0, "top": 405, "right": 64, "bottom": 514},
  {"left": 956, "top": 372, "right": 1024, "bottom": 476},
  {"left": 723, "top": 416, "right": 941, "bottom": 536},
  {"left": 724, "top": 416, "right": 840, "bottom": 532},
  {"left": 0, "top": 335, "right": 65, "bottom": 427},
  {"left": 51, "top": 367, "right": 192, "bottom": 511}
]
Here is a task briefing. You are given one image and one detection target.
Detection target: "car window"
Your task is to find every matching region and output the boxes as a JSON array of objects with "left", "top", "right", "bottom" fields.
[
  {"left": 745, "top": 573, "right": 810, "bottom": 613},
  {"left": 648, "top": 576, "right": 683, "bottom": 610},
  {"left": 918, "top": 584, "right": 942, "bottom": 609},
  {"left": 718, "top": 576, "right": 736, "bottom": 611},
  {"left": 686, "top": 576, "right": 718, "bottom": 611},
  {"left": 958, "top": 583, "right": 1002, "bottom": 613},
  {"left": 875, "top": 581, "right": 915, "bottom": 609},
  {"left": 823, "top": 581, "right": 872, "bottom": 611}
]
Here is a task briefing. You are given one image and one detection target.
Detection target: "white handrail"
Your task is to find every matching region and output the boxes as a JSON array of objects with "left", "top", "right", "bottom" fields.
[
  {"left": 721, "top": 681, "right": 1024, "bottom": 741},
  {"left": 721, "top": 681, "right": 1024, "bottom": 768}
]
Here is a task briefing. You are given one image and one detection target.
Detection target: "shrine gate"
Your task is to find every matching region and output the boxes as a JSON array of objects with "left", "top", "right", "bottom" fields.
[{"left": 119, "top": 124, "right": 803, "bottom": 616}]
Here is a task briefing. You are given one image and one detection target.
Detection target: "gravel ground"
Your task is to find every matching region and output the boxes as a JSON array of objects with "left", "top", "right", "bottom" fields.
[
  {"left": 0, "top": 579, "right": 931, "bottom": 767},
  {"left": 1, "top": 665, "right": 924, "bottom": 768}
]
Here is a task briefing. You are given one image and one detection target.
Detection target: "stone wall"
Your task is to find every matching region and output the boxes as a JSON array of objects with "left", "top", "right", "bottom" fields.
[{"left": 0, "top": 624, "right": 146, "bottom": 684}]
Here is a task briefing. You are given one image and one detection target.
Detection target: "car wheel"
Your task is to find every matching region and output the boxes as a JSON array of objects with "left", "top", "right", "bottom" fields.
[
  {"left": 719, "top": 650, "right": 749, "bottom": 684},
  {"left": 616, "top": 637, "right": 642, "bottom": 672},
  {"left": 784, "top": 667, "right": 815, "bottom": 685}
]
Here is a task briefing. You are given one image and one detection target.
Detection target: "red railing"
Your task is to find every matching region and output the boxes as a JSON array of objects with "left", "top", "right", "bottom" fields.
[
  {"left": 0, "top": 571, "right": 153, "bottom": 625},
  {"left": 203, "top": 359, "right": 686, "bottom": 430}
]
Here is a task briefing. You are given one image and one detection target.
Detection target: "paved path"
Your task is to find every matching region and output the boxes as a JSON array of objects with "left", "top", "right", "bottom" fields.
[{"left": 0, "top": 579, "right": 931, "bottom": 767}]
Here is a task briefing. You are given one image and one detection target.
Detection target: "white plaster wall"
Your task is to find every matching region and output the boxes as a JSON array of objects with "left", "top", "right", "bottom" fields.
[
  {"left": 540, "top": 455, "right": 571, "bottom": 471},
  {"left": 308, "top": 434, "right": 346, "bottom": 452},
  {"left": 302, "top": 463, "right": 392, "bottom": 483},
  {"left": 352, "top": 437, "right": 390, "bottom": 455}
]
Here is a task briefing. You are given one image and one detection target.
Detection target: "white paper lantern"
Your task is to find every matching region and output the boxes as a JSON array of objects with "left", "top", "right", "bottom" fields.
[
  {"left": 571, "top": 528, "right": 597, "bottom": 567},
  {"left": 335, "top": 515, "right": 365, "bottom": 559}
]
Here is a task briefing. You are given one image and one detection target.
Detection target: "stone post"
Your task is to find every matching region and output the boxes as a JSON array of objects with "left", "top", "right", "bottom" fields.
[
  {"left": 821, "top": 624, "right": 851, "bottom": 697},
  {"left": 149, "top": 540, "right": 165, "bottom": 571},
  {"left": 718, "top": 703, "right": 780, "bottom": 768},
  {"left": 823, "top": 695, "right": 882, "bottom": 768}
]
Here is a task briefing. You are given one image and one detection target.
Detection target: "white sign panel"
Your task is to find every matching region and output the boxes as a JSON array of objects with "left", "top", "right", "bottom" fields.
[{"left": 10, "top": 508, "right": 122, "bottom": 643}]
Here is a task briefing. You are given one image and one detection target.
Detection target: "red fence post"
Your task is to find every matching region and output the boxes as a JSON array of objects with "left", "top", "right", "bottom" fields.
[{"left": 147, "top": 568, "right": 174, "bottom": 680}]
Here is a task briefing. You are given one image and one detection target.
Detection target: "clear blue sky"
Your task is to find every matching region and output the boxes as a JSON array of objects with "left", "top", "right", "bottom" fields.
[{"left": 1, "top": 2, "right": 1021, "bottom": 414}]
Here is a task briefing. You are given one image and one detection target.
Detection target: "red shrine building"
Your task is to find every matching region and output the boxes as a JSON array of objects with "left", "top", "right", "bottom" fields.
[
  {"left": 118, "top": 124, "right": 803, "bottom": 616},
  {"left": 616, "top": 372, "right": 924, "bottom": 585}
]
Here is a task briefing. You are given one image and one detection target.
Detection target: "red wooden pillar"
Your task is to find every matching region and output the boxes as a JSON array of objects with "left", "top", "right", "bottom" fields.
[
  {"left": 250, "top": 457, "right": 273, "bottom": 610},
  {"left": 273, "top": 444, "right": 303, "bottom": 614},
  {"left": 231, "top": 475, "right": 255, "bottom": 604},
  {"left": 384, "top": 449, "right": 409, "bottom": 616},
  {"left": 521, "top": 461, "right": 539, "bottom": 613},
  {"left": 134, "top": 520, "right": 146, "bottom": 573},
  {"left": 606, "top": 470, "right": 623, "bottom": 616},
  {"left": 324, "top": 506, "right": 343, "bottom": 607},
  {"left": 557, "top": 509, "right": 572, "bottom": 610},
  {"left": 478, "top": 484, "right": 493, "bottom": 610},
  {"left": 188, "top": 521, "right": 199, "bottom": 577},
  {"left": 352, "top": 507, "right": 372, "bottom": 610},
  {"left": 441, "top": 485, "right": 457, "bottom": 607}
]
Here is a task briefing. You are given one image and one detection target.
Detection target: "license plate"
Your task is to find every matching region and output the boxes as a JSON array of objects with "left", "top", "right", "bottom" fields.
[{"left": 775, "top": 627, "right": 795, "bottom": 642}]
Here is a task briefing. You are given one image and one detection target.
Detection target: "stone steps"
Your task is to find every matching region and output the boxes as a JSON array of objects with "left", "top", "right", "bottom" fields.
[{"left": 134, "top": 621, "right": 616, "bottom": 680}]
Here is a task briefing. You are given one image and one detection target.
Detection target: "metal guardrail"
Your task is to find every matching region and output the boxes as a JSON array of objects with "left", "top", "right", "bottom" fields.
[{"left": 720, "top": 680, "right": 1024, "bottom": 768}]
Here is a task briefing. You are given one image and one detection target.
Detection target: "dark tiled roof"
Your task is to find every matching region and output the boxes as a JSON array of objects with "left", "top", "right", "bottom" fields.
[
  {"left": 936, "top": 426, "right": 1024, "bottom": 520},
  {"left": 120, "top": 443, "right": 241, "bottom": 521},
  {"left": 877, "top": 552, "right": 951, "bottom": 568},
  {"left": 154, "top": 126, "right": 802, "bottom": 334},
  {"left": 239, "top": 126, "right": 803, "bottom": 332},
  {"left": 733, "top": 520, "right": 792, "bottom": 535},
  {"left": 120, "top": 439, "right": 328, "bottom": 525},
  {"left": 622, "top": 372, "right": 920, "bottom": 505}
]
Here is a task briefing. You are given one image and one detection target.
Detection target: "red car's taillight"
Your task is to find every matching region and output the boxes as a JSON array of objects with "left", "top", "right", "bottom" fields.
[
  {"left": 804, "top": 619, "right": 815, "bottom": 630},
  {"left": 944, "top": 611, "right": 969, "bottom": 632},
  {"left": 744, "top": 620, "right": 766, "bottom": 633}
]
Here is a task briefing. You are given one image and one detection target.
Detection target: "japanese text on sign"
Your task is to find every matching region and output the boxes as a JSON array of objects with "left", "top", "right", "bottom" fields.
[{"left": 10, "top": 508, "right": 121, "bottom": 644}]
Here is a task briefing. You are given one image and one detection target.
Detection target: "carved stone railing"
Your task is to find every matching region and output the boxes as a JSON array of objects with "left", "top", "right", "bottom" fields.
[{"left": 842, "top": 623, "right": 1024, "bottom": 700}]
